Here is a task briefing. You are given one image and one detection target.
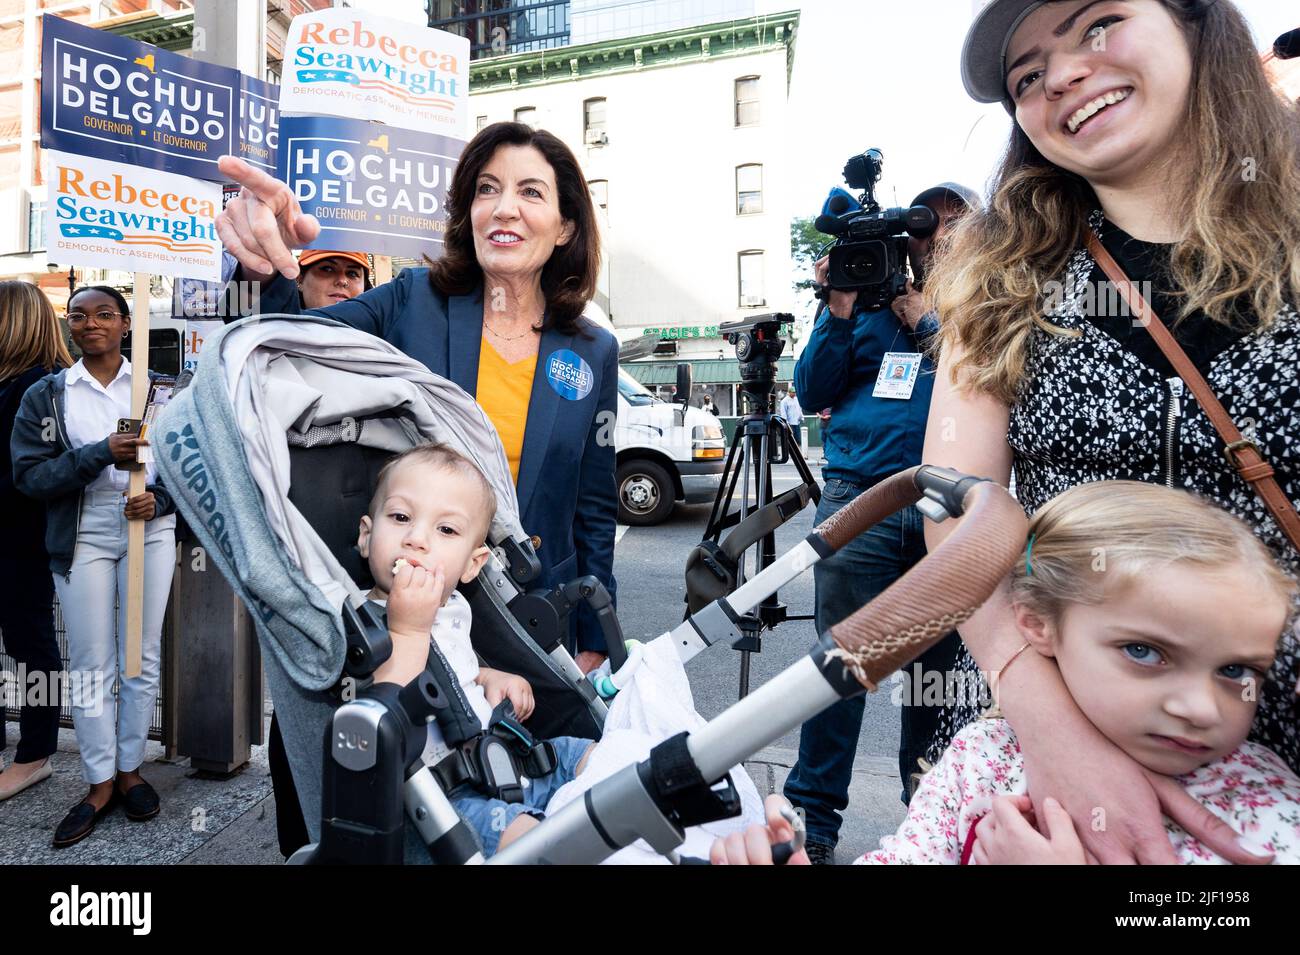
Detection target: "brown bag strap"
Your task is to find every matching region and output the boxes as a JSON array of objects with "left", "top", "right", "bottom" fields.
[{"left": 1085, "top": 232, "right": 1300, "bottom": 554}]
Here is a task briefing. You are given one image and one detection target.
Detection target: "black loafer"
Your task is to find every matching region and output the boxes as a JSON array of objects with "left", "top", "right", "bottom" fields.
[
  {"left": 120, "top": 780, "right": 160, "bottom": 821},
  {"left": 52, "top": 793, "right": 117, "bottom": 849}
]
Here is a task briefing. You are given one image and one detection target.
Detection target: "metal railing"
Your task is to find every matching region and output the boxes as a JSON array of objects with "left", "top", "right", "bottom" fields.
[{"left": 1, "top": 595, "right": 171, "bottom": 744}]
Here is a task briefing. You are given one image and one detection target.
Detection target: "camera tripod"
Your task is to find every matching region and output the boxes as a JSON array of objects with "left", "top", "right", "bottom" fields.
[{"left": 691, "top": 315, "right": 821, "bottom": 698}]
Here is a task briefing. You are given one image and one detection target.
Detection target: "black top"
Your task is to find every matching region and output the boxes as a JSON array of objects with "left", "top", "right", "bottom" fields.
[
  {"left": 1, "top": 365, "right": 53, "bottom": 545},
  {"left": 1089, "top": 218, "right": 1254, "bottom": 379}
]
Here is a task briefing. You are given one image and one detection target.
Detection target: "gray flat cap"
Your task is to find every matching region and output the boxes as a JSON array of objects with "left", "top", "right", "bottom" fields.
[{"left": 961, "top": 0, "right": 1047, "bottom": 104}]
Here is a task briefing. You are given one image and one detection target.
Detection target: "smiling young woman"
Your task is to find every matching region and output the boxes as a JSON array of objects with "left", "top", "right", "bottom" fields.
[{"left": 919, "top": 0, "right": 1300, "bottom": 864}]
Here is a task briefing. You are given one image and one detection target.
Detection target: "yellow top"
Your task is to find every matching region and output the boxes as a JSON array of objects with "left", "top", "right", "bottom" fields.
[{"left": 475, "top": 337, "right": 536, "bottom": 484}]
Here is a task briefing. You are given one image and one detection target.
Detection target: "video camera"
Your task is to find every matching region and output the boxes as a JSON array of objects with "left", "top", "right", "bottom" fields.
[{"left": 815, "top": 149, "right": 939, "bottom": 311}]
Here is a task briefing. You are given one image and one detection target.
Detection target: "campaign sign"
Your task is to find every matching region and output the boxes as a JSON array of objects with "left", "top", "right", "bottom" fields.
[
  {"left": 278, "top": 115, "right": 462, "bottom": 258},
  {"left": 46, "top": 149, "right": 223, "bottom": 281},
  {"left": 280, "top": 8, "right": 469, "bottom": 138},
  {"left": 238, "top": 75, "right": 281, "bottom": 174},
  {"left": 41, "top": 15, "right": 238, "bottom": 181}
]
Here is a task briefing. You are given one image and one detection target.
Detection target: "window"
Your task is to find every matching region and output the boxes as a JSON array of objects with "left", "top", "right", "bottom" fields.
[
  {"left": 583, "top": 97, "right": 607, "bottom": 144},
  {"left": 28, "top": 200, "right": 45, "bottom": 253},
  {"left": 736, "top": 164, "right": 762, "bottom": 215},
  {"left": 734, "top": 76, "right": 760, "bottom": 126},
  {"left": 476, "top": 115, "right": 488, "bottom": 131},
  {"left": 588, "top": 179, "right": 608, "bottom": 212},
  {"left": 738, "top": 251, "right": 765, "bottom": 307},
  {"left": 514, "top": 107, "right": 538, "bottom": 129}
]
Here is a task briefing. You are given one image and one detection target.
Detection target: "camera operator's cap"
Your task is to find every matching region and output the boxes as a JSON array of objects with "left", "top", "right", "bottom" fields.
[
  {"left": 910, "top": 182, "right": 982, "bottom": 212},
  {"left": 961, "top": 0, "right": 1046, "bottom": 105}
]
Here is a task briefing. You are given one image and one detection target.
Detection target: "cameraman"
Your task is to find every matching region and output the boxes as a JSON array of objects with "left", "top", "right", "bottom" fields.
[{"left": 784, "top": 182, "right": 977, "bottom": 864}]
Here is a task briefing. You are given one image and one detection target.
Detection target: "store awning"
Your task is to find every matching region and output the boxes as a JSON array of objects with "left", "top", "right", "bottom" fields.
[{"left": 621, "top": 357, "right": 796, "bottom": 385}]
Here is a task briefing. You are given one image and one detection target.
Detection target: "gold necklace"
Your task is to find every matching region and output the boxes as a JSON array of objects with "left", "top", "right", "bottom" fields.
[{"left": 483, "top": 318, "right": 539, "bottom": 342}]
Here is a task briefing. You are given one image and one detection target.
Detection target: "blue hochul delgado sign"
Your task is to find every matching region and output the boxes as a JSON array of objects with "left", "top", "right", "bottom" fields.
[
  {"left": 278, "top": 114, "right": 462, "bottom": 258},
  {"left": 40, "top": 14, "right": 279, "bottom": 181}
]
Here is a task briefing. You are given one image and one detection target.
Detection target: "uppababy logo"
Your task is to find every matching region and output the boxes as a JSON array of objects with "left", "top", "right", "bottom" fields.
[
  {"left": 50, "top": 885, "right": 151, "bottom": 935},
  {"left": 164, "top": 424, "right": 235, "bottom": 564}
]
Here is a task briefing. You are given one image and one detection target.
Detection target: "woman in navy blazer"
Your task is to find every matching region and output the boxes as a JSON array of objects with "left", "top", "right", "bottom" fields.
[{"left": 215, "top": 124, "right": 617, "bottom": 669}]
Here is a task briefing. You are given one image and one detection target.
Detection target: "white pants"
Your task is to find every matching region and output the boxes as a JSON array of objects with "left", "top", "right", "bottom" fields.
[{"left": 53, "top": 490, "right": 176, "bottom": 784}]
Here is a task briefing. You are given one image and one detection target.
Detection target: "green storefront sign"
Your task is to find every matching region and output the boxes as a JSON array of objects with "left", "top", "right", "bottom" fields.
[{"left": 642, "top": 325, "right": 721, "bottom": 339}]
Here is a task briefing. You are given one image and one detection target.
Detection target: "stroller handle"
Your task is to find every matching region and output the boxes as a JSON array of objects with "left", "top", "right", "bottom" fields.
[
  {"left": 823, "top": 474, "right": 1027, "bottom": 691},
  {"left": 811, "top": 464, "right": 987, "bottom": 554}
]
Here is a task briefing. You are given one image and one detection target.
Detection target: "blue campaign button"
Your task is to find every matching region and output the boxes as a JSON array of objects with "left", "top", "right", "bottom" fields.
[{"left": 545, "top": 349, "right": 594, "bottom": 401}]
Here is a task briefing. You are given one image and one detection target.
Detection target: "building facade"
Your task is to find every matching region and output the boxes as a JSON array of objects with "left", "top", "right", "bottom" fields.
[
  {"left": 429, "top": 0, "right": 571, "bottom": 60},
  {"left": 468, "top": 9, "right": 798, "bottom": 413}
]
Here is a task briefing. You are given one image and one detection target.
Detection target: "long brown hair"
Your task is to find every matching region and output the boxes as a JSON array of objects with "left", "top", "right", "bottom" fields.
[
  {"left": 426, "top": 122, "right": 601, "bottom": 335},
  {"left": 0, "top": 281, "right": 74, "bottom": 381},
  {"left": 930, "top": 0, "right": 1300, "bottom": 403}
]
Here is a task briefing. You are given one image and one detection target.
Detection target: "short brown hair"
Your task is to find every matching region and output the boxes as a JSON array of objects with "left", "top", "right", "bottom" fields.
[
  {"left": 368, "top": 443, "right": 497, "bottom": 542},
  {"left": 424, "top": 122, "right": 600, "bottom": 336}
]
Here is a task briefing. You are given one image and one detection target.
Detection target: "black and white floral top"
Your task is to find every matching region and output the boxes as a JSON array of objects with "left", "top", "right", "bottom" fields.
[{"left": 929, "top": 211, "right": 1300, "bottom": 774}]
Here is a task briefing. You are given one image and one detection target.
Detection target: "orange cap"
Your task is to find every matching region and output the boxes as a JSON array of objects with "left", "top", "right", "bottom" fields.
[{"left": 297, "top": 249, "right": 370, "bottom": 275}]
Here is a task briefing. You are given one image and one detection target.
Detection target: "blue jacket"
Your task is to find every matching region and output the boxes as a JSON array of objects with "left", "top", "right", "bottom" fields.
[
  {"left": 236, "top": 268, "right": 619, "bottom": 654},
  {"left": 10, "top": 368, "right": 177, "bottom": 578},
  {"left": 794, "top": 303, "right": 938, "bottom": 487}
]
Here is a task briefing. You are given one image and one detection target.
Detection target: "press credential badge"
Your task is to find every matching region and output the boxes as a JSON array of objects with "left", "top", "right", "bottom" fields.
[{"left": 872, "top": 352, "right": 922, "bottom": 400}]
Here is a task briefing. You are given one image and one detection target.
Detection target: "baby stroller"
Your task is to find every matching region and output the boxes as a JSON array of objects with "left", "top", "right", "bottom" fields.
[{"left": 156, "top": 315, "right": 1027, "bottom": 865}]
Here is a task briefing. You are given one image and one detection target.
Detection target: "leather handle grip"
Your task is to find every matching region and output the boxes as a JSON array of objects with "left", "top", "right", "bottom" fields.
[
  {"left": 826, "top": 480, "right": 1027, "bottom": 690},
  {"left": 812, "top": 467, "right": 923, "bottom": 553}
]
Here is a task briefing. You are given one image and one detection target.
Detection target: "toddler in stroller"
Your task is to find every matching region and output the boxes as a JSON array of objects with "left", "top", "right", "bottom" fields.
[
  {"left": 157, "top": 314, "right": 1032, "bottom": 864},
  {"left": 358, "top": 442, "right": 596, "bottom": 856}
]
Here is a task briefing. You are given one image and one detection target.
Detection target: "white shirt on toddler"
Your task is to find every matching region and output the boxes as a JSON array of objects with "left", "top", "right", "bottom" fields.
[{"left": 368, "top": 591, "right": 493, "bottom": 767}]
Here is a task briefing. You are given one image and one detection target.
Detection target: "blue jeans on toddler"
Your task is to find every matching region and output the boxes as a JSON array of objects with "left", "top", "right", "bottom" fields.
[{"left": 450, "top": 735, "right": 593, "bottom": 856}]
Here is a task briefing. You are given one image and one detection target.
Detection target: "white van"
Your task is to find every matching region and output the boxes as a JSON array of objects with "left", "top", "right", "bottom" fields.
[{"left": 614, "top": 368, "right": 725, "bottom": 525}]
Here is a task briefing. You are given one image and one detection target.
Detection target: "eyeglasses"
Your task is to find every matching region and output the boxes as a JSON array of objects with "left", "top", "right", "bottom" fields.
[{"left": 65, "top": 311, "right": 125, "bottom": 325}]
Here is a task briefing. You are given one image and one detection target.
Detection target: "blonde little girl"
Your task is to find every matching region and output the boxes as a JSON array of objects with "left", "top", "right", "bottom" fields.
[{"left": 713, "top": 481, "right": 1300, "bottom": 864}]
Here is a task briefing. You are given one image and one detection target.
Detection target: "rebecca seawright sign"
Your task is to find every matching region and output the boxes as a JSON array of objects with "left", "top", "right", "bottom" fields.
[
  {"left": 280, "top": 8, "right": 470, "bottom": 138},
  {"left": 45, "top": 149, "right": 223, "bottom": 281}
]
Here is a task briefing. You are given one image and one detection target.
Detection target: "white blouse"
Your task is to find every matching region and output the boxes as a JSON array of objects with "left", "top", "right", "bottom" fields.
[{"left": 63, "top": 358, "right": 159, "bottom": 492}]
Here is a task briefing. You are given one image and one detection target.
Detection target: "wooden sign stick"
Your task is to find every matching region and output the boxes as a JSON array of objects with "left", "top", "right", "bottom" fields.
[{"left": 124, "top": 272, "right": 151, "bottom": 679}]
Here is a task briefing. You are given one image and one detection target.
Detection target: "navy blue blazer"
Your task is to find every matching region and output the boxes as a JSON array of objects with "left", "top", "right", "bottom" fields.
[{"left": 236, "top": 267, "right": 619, "bottom": 654}]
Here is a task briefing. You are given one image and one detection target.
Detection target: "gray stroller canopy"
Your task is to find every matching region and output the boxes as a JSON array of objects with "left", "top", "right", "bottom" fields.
[{"left": 154, "top": 314, "right": 527, "bottom": 692}]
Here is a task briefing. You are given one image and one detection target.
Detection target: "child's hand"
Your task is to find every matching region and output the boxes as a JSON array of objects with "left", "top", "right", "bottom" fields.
[
  {"left": 709, "top": 794, "right": 811, "bottom": 865},
  {"left": 372, "top": 563, "right": 445, "bottom": 687},
  {"left": 387, "top": 563, "right": 446, "bottom": 641},
  {"left": 971, "top": 794, "right": 1087, "bottom": 865},
  {"left": 480, "top": 669, "right": 535, "bottom": 721}
]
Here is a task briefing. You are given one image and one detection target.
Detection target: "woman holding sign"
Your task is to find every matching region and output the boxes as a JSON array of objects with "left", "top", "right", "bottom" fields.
[
  {"left": 10, "top": 285, "right": 178, "bottom": 848},
  {"left": 216, "top": 122, "right": 618, "bottom": 673}
]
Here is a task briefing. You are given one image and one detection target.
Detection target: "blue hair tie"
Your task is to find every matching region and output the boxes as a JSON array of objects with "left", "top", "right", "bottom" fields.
[{"left": 1025, "top": 533, "right": 1036, "bottom": 576}]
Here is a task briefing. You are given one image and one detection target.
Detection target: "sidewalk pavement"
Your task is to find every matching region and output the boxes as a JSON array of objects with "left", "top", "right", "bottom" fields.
[{"left": 0, "top": 730, "right": 904, "bottom": 865}]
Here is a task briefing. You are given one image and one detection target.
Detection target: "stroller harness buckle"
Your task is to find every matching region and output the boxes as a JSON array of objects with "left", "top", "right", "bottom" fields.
[{"left": 431, "top": 699, "right": 558, "bottom": 804}]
